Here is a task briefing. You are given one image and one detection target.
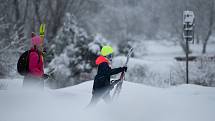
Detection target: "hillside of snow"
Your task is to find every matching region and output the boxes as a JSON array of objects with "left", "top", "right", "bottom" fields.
[{"left": 0, "top": 79, "right": 215, "bottom": 121}]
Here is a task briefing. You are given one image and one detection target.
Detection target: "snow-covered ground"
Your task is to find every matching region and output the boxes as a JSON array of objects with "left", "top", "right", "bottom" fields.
[
  {"left": 0, "top": 79, "right": 215, "bottom": 121},
  {"left": 141, "top": 40, "right": 215, "bottom": 73}
]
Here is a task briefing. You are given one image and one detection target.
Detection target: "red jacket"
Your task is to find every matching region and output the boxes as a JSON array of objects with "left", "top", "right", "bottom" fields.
[{"left": 28, "top": 48, "right": 44, "bottom": 77}]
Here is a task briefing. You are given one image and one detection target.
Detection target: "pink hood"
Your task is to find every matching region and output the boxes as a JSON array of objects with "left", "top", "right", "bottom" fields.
[{"left": 31, "top": 36, "right": 42, "bottom": 47}]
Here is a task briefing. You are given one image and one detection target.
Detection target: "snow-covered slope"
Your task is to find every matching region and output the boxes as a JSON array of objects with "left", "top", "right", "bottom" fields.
[{"left": 0, "top": 80, "right": 215, "bottom": 121}]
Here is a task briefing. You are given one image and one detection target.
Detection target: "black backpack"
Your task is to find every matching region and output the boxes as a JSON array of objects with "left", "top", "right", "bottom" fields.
[{"left": 17, "top": 50, "right": 40, "bottom": 76}]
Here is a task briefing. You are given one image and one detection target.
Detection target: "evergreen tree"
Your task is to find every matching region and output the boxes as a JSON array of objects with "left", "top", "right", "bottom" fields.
[{"left": 49, "top": 13, "right": 107, "bottom": 88}]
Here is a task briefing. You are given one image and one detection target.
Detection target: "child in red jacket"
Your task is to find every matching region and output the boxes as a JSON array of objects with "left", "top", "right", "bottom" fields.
[{"left": 23, "top": 35, "right": 48, "bottom": 88}]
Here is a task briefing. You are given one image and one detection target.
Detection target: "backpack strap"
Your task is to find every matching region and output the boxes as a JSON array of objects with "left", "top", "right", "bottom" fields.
[{"left": 36, "top": 51, "right": 41, "bottom": 64}]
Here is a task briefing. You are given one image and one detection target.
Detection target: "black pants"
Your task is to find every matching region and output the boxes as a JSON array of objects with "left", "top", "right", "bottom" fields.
[
  {"left": 88, "top": 80, "right": 120, "bottom": 107},
  {"left": 89, "top": 87, "right": 112, "bottom": 106}
]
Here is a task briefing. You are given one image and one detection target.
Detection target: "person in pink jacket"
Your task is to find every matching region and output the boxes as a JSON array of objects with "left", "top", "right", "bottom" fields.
[{"left": 23, "top": 35, "right": 48, "bottom": 88}]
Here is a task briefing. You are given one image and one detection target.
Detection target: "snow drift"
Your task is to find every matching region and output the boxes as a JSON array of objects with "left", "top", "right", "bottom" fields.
[{"left": 0, "top": 79, "right": 215, "bottom": 121}]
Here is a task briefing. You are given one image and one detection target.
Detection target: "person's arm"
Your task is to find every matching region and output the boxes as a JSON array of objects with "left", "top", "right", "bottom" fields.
[
  {"left": 100, "top": 62, "right": 124, "bottom": 76},
  {"left": 110, "top": 67, "right": 124, "bottom": 75},
  {"left": 29, "top": 52, "right": 43, "bottom": 77}
]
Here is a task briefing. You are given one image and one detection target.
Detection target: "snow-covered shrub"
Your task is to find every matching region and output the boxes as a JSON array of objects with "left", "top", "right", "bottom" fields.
[
  {"left": 48, "top": 13, "right": 108, "bottom": 88},
  {"left": 112, "top": 57, "right": 148, "bottom": 84},
  {"left": 127, "top": 65, "right": 170, "bottom": 87},
  {"left": 112, "top": 56, "right": 171, "bottom": 87},
  {"left": 170, "top": 62, "right": 187, "bottom": 85},
  {"left": 142, "top": 72, "right": 172, "bottom": 87},
  {"left": 171, "top": 57, "right": 215, "bottom": 86},
  {"left": 48, "top": 53, "right": 71, "bottom": 88},
  {"left": 126, "top": 63, "right": 148, "bottom": 83}
]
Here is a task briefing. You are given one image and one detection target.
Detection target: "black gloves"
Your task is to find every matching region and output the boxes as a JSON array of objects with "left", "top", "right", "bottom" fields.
[
  {"left": 122, "top": 66, "right": 127, "bottom": 72},
  {"left": 42, "top": 48, "right": 47, "bottom": 57},
  {"left": 42, "top": 74, "right": 50, "bottom": 79}
]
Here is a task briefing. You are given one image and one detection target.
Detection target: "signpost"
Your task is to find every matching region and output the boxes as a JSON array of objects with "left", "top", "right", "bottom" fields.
[{"left": 183, "top": 11, "right": 195, "bottom": 84}]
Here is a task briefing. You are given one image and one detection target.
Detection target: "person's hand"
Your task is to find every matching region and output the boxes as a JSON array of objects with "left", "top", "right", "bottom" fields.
[
  {"left": 42, "top": 48, "right": 47, "bottom": 56},
  {"left": 122, "top": 66, "right": 127, "bottom": 72},
  {"left": 42, "top": 74, "right": 49, "bottom": 79}
]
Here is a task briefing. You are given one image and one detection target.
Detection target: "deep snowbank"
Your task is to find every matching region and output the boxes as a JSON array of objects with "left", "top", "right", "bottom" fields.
[{"left": 0, "top": 80, "right": 215, "bottom": 121}]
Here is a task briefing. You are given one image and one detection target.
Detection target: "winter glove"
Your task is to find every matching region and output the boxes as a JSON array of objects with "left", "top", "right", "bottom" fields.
[
  {"left": 42, "top": 74, "right": 50, "bottom": 79},
  {"left": 122, "top": 66, "right": 127, "bottom": 72},
  {"left": 42, "top": 48, "right": 47, "bottom": 57}
]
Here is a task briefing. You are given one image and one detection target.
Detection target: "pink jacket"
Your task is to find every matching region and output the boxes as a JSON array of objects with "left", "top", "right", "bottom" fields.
[{"left": 28, "top": 49, "right": 44, "bottom": 77}]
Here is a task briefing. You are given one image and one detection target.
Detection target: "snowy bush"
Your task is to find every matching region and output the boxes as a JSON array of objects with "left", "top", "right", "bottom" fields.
[
  {"left": 112, "top": 57, "right": 148, "bottom": 84},
  {"left": 125, "top": 63, "right": 148, "bottom": 83},
  {"left": 113, "top": 56, "right": 171, "bottom": 87},
  {"left": 48, "top": 13, "right": 108, "bottom": 88},
  {"left": 48, "top": 52, "right": 71, "bottom": 88},
  {"left": 171, "top": 57, "right": 215, "bottom": 86},
  {"left": 127, "top": 65, "right": 170, "bottom": 87}
]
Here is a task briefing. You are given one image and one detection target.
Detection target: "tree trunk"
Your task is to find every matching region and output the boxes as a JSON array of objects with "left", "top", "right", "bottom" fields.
[
  {"left": 202, "top": 0, "right": 214, "bottom": 54},
  {"left": 196, "top": 33, "right": 200, "bottom": 44},
  {"left": 34, "top": 0, "right": 42, "bottom": 24},
  {"left": 202, "top": 29, "right": 212, "bottom": 54},
  {"left": 13, "top": 0, "right": 20, "bottom": 21},
  {"left": 23, "top": 0, "right": 29, "bottom": 23}
]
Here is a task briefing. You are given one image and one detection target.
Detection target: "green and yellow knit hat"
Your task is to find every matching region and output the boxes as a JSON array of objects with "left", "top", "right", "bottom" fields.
[{"left": 101, "top": 45, "right": 114, "bottom": 56}]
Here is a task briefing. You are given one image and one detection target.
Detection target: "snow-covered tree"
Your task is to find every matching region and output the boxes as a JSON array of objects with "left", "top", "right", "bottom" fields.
[
  {"left": 88, "top": 33, "right": 109, "bottom": 55},
  {"left": 0, "top": 1, "right": 27, "bottom": 78},
  {"left": 48, "top": 13, "right": 107, "bottom": 88},
  {"left": 118, "top": 37, "right": 135, "bottom": 56}
]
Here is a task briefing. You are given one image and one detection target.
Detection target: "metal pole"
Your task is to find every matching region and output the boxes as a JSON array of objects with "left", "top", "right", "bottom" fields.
[
  {"left": 186, "top": 38, "right": 189, "bottom": 84},
  {"left": 185, "top": 23, "right": 189, "bottom": 84}
]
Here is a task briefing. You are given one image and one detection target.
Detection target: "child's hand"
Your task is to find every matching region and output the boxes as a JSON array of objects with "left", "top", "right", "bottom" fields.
[
  {"left": 122, "top": 66, "right": 127, "bottom": 72},
  {"left": 42, "top": 74, "right": 50, "bottom": 79}
]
